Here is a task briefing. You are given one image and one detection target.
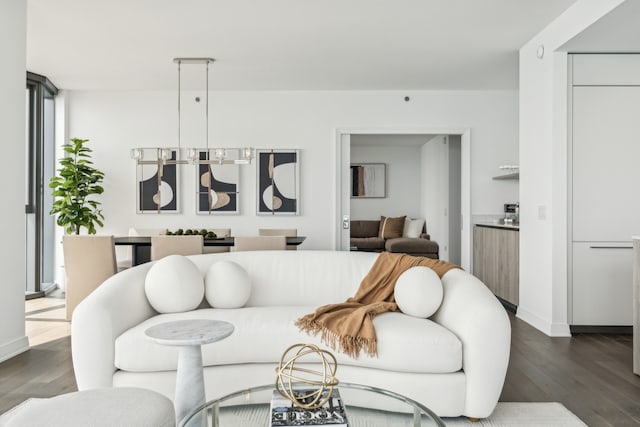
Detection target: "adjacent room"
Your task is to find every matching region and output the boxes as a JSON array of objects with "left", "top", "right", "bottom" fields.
[{"left": 1, "top": 1, "right": 640, "bottom": 426}]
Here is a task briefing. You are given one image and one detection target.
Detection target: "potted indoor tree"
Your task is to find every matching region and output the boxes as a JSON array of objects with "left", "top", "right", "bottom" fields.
[
  {"left": 50, "top": 138, "right": 111, "bottom": 320},
  {"left": 49, "top": 137, "right": 105, "bottom": 234}
]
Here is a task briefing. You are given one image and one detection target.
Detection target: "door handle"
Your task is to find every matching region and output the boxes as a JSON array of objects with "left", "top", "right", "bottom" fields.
[{"left": 589, "top": 246, "right": 632, "bottom": 249}]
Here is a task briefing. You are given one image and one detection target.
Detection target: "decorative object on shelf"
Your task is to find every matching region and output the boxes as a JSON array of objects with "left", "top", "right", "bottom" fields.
[
  {"left": 136, "top": 148, "right": 178, "bottom": 213},
  {"left": 257, "top": 149, "right": 300, "bottom": 215},
  {"left": 275, "top": 343, "right": 339, "bottom": 410},
  {"left": 49, "top": 138, "right": 105, "bottom": 234},
  {"left": 350, "top": 163, "right": 386, "bottom": 198}
]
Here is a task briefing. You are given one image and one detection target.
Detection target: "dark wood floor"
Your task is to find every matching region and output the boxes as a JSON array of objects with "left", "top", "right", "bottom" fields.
[
  {"left": 500, "top": 313, "right": 640, "bottom": 426},
  {"left": 1, "top": 312, "right": 639, "bottom": 426}
]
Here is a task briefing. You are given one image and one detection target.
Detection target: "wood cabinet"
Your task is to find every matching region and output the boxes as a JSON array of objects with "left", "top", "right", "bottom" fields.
[{"left": 473, "top": 225, "right": 519, "bottom": 306}]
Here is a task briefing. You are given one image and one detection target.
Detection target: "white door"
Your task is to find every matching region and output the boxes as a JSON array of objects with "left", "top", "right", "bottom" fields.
[{"left": 337, "top": 133, "right": 351, "bottom": 250}]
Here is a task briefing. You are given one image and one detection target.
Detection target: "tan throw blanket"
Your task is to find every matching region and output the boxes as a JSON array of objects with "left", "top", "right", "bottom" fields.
[{"left": 296, "top": 252, "right": 459, "bottom": 358}]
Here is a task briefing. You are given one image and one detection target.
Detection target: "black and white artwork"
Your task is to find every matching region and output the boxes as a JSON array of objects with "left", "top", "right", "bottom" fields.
[
  {"left": 136, "top": 149, "right": 179, "bottom": 213},
  {"left": 257, "top": 149, "right": 299, "bottom": 215},
  {"left": 197, "top": 151, "right": 239, "bottom": 214}
]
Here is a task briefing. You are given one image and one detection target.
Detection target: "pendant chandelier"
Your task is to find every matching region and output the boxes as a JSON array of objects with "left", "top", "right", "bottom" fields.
[{"left": 130, "top": 58, "right": 254, "bottom": 165}]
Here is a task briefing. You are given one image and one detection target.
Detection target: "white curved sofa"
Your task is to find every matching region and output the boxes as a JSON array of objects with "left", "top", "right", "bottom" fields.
[{"left": 71, "top": 250, "right": 510, "bottom": 419}]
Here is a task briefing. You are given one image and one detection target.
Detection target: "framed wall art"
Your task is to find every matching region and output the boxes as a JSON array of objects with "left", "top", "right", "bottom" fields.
[
  {"left": 350, "top": 163, "right": 386, "bottom": 198},
  {"left": 136, "top": 148, "right": 179, "bottom": 213},
  {"left": 257, "top": 149, "right": 299, "bottom": 215},
  {"left": 196, "top": 151, "right": 240, "bottom": 214}
]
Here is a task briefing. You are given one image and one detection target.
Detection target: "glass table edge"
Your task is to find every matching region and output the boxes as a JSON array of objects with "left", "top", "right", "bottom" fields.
[{"left": 179, "top": 382, "right": 445, "bottom": 427}]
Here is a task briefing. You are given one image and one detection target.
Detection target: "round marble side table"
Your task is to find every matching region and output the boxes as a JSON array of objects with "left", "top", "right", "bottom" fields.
[{"left": 145, "top": 319, "right": 234, "bottom": 426}]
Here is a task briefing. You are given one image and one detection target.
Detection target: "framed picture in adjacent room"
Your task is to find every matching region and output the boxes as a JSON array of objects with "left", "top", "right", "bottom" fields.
[
  {"left": 196, "top": 151, "right": 240, "bottom": 214},
  {"left": 350, "top": 163, "right": 386, "bottom": 198},
  {"left": 136, "top": 148, "right": 179, "bottom": 213},
  {"left": 256, "top": 149, "right": 300, "bottom": 215}
]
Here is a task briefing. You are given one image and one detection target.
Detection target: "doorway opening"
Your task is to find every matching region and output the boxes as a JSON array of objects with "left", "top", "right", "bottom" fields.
[
  {"left": 25, "top": 72, "right": 58, "bottom": 298},
  {"left": 335, "top": 128, "right": 471, "bottom": 270}
]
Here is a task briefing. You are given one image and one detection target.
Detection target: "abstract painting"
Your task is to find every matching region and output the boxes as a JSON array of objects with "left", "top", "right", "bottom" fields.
[
  {"left": 136, "top": 148, "right": 179, "bottom": 213},
  {"left": 197, "top": 151, "right": 239, "bottom": 214},
  {"left": 350, "top": 163, "right": 386, "bottom": 198},
  {"left": 257, "top": 149, "right": 299, "bottom": 215}
]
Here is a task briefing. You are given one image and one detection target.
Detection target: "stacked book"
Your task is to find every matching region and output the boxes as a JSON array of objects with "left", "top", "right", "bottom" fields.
[{"left": 270, "top": 389, "right": 349, "bottom": 426}]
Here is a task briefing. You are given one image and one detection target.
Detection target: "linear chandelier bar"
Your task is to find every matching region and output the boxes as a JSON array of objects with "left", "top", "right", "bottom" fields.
[{"left": 131, "top": 57, "right": 253, "bottom": 166}]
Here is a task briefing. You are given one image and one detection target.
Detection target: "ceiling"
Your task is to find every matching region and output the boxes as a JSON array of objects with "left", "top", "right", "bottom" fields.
[
  {"left": 26, "top": 0, "right": 578, "bottom": 91},
  {"left": 560, "top": 0, "right": 640, "bottom": 52}
]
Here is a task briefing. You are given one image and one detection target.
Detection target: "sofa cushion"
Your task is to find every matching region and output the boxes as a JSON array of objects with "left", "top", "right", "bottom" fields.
[
  {"left": 350, "top": 220, "right": 380, "bottom": 238},
  {"left": 205, "top": 261, "right": 251, "bottom": 308},
  {"left": 350, "top": 237, "right": 385, "bottom": 251},
  {"left": 385, "top": 238, "right": 439, "bottom": 254},
  {"left": 403, "top": 218, "right": 426, "bottom": 238},
  {"left": 378, "top": 216, "right": 406, "bottom": 239},
  {"left": 144, "top": 255, "right": 204, "bottom": 313},
  {"left": 115, "top": 306, "right": 462, "bottom": 375},
  {"left": 394, "top": 267, "right": 444, "bottom": 318}
]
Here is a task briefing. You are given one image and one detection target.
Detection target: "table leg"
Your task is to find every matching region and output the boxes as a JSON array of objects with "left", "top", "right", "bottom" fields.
[{"left": 175, "top": 345, "right": 205, "bottom": 426}]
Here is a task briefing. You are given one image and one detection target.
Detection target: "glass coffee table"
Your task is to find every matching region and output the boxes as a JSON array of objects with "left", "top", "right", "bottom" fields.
[{"left": 180, "top": 383, "right": 445, "bottom": 427}]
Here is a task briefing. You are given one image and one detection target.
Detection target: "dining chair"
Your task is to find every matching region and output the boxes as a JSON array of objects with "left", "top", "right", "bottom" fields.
[
  {"left": 150, "top": 235, "right": 203, "bottom": 261},
  {"left": 233, "top": 236, "right": 287, "bottom": 252},
  {"left": 258, "top": 228, "right": 298, "bottom": 250},
  {"left": 203, "top": 228, "right": 232, "bottom": 254},
  {"left": 63, "top": 235, "right": 117, "bottom": 321},
  {"left": 117, "top": 228, "right": 168, "bottom": 270}
]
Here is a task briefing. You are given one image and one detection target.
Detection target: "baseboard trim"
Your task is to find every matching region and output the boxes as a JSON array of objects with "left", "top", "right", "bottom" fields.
[
  {"left": 497, "top": 297, "right": 517, "bottom": 314},
  {"left": 516, "top": 307, "right": 571, "bottom": 337},
  {"left": 0, "top": 336, "right": 29, "bottom": 363},
  {"left": 570, "top": 325, "right": 632, "bottom": 334}
]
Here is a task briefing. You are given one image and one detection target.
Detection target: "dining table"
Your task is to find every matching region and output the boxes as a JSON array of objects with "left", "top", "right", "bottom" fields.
[{"left": 114, "top": 236, "right": 306, "bottom": 266}]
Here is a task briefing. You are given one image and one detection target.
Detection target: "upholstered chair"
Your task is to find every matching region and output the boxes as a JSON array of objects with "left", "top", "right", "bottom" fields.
[
  {"left": 233, "top": 236, "right": 286, "bottom": 251},
  {"left": 63, "top": 235, "right": 117, "bottom": 321},
  {"left": 258, "top": 228, "right": 297, "bottom": 250},
  {"left": 203, "top": 228, "right": 232, "bottom": 254},
  {"left": 117, "top": 227, "right": 168, "bottom": 271},
  {"left": 150, "top": 235, "right": 203, "bottom": 261}
]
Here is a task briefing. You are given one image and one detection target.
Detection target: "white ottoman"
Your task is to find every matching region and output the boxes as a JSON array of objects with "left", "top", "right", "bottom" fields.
[{"left": 2, "top": 388, "right": 175, "bottom": 427}]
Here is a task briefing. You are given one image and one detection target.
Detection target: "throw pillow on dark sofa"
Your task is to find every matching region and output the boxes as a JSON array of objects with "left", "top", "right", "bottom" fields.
[{"left": 378, "top": 216, "right": 406, "bottom": 239}]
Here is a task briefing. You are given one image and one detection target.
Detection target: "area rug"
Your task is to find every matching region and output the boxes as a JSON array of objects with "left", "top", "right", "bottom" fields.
[
  {"left": 1, "top": 401, "right": 587, "bottom": 427},
  {"left": 443, "top": 402, "right": 587, "bottom": 426}
]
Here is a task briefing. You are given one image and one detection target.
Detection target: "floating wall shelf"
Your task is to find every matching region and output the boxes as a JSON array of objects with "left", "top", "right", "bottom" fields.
[{"left": 492, "top": 172, "right": 519, "bottom": 180}]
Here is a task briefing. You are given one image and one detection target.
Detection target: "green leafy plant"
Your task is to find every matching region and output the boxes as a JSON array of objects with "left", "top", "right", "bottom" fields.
[{"left": 49, "top": 138, "right": 105, "bottom": 235}]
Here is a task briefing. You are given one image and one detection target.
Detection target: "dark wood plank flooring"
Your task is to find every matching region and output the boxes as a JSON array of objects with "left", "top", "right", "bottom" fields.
[
  {"left": 0, "top": 336, "right": 76, "bottom": 413},
  {"left": 1, "top": 312, "right": 639, "bottom": 426},
  {"left": 501, "top": 313, "right": 640, "bottom": 426}
]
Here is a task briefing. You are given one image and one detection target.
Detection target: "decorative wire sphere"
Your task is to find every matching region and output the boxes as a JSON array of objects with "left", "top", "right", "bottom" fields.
[{"left": 275, "top": 343, "right": 340, "bottom": 409}]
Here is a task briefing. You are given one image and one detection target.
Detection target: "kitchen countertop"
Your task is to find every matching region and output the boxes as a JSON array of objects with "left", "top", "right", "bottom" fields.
[{"left": 474, "top": 222, "right": 520, "bottom": 230}]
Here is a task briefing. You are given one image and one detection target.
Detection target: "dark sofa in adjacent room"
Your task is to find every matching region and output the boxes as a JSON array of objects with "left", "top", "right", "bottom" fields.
[{"left": 350, "top": 217, "right": 439, "bottom": 259}]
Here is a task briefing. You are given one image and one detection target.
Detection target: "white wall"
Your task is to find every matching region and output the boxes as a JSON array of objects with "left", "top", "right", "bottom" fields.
[
  {"left": 350, "top": 143, "right": 421, "bottom": 220},
  {"left": 518, "top": 0, "right": 624, "bottom": 336},
  {"left": 448, "top": 135, "right": 462, "bottom": 265},
  {"left": 61, "top": 90, "right": 518, "bottom": 279},
  {"left": 0, "top": 0, "right": 28, "bottom": 362},
  {"left": 421, "top": 135, "right": 452, "bottom": 260}
]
